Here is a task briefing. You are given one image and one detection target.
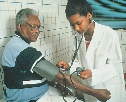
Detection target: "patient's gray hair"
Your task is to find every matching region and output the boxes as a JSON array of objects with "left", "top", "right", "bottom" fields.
[{"left": 16, "top": 8, "right": 38, "bottom": 30}]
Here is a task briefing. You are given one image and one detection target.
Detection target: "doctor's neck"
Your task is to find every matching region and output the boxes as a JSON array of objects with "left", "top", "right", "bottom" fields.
[{"left": 84, "top": 21, "right": 95, "bottom": 41}]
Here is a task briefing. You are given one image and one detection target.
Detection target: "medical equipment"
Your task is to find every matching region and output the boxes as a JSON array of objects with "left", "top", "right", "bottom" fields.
[
  {"left": 76, "top": 67, "right": 84, "bottom": 76},
  {"left": 33, "top": 59, "right": 59, "bottom": 81}
]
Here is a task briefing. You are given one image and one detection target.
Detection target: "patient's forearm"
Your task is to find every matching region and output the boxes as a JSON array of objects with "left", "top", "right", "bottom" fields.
[
  {"left": 55, "top": 73, "right": 94, "bottom": 95},
  {"left": 54, "top": 72, "right": 111, "bottom": 102}
]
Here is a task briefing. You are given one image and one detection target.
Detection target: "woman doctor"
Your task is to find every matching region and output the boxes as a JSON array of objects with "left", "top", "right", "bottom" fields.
[{"left": 57, "top": 0, "right": 126, "bottom": 102}]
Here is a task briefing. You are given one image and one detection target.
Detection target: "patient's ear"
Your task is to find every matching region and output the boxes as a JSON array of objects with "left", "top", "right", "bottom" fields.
[{"left": 17, "top": 24, "right": 21, "bottom": 31}]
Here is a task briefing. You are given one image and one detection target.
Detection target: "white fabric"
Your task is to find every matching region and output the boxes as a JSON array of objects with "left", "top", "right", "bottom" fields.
[
  {"left": 23, "top": 78, "right": 46, "bottom": 85},
  {"left": 37, "top": 86, "right": 83, "bottom": 102},
  {"left": 71, "top": 21, "right": 126, "bottom": 102}
]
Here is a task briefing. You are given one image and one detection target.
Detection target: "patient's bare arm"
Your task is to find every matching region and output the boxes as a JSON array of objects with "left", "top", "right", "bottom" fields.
[{"left": 54, "top": 72, "right": 111, "bottom": 102}]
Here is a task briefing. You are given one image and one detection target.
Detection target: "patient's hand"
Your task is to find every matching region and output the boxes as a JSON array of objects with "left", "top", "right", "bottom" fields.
[{"left": 93, "top": 89, "right": 111, "bottom": 102}]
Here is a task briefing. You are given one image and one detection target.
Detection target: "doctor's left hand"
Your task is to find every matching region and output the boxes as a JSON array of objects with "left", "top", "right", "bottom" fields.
[{"left": 79, "top": 69, "right": 92, "bottom": 79}]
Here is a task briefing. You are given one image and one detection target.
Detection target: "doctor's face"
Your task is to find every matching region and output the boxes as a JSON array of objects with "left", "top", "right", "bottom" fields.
[{"left": 68, "top": 13, "right": 91, "bottom": 34}]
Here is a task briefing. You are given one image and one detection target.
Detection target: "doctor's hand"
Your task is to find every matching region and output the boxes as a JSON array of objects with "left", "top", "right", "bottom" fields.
[
  {"left": 56, "top": 60, "right": 70, "bottom": 70},
  {"left": 79, "top": 69, "right": 92, "bottom": 79}
]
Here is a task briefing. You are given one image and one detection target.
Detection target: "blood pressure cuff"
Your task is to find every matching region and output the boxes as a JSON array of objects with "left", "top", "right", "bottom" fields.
[{"left": 33, "top": 59, "right": 59, "bottom": 82}]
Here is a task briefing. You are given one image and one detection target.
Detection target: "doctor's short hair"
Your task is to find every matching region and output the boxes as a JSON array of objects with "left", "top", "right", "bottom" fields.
[
  {"left": 65, "top": 0, "right": 92, "bottom": 18},
  {"left": 16, "top": 8, "right": 38, "bottom": 29}
]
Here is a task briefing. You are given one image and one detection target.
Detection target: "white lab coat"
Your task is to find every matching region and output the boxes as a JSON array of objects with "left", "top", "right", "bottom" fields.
[{"left": 72, "top": 21, "right": 126, "bottom": 102}]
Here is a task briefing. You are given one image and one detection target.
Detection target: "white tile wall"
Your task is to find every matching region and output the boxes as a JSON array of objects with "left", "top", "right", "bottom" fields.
[{"left": 0, "top": 0, "right": 126, "bottom": 100}]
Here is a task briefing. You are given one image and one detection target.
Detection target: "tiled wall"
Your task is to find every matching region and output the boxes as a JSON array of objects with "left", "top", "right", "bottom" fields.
[{"left": 0, "top": 0, "right": 126, "bottom": 99}]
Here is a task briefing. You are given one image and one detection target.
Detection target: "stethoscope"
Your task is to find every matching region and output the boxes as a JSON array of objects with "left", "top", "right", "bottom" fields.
[{"left": 67, "top": 20, "right": 94, "bottom": 71}]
